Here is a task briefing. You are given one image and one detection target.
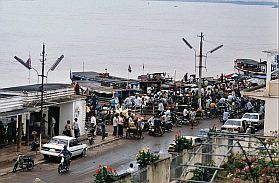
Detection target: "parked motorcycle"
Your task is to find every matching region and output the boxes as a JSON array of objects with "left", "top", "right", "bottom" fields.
[
  {"left": 58, "top": 155, "right": 70, "bottom": 174},
  {"left": 13, "top": 153, "right": 34, "bottom": 172}
]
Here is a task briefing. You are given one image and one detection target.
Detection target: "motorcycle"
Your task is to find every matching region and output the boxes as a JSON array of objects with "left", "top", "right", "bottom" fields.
[
  {"left": 58, "top": 155, "right": 70, "bottom": 174},
  {"left": 177, "top": 116, "right": 190, "bottom": 125},
  {"left": 170, "top": 113, "right": 182, "bottom": 127},
  {"left": 148, "top": 124, "right": 164, "bottom": 136},
  {"left": 161, "top": 121, "right": 173, "bottom": 132},
  {"left": 13, "top": 153, "right": 34, "bottom": 172},
  {"left": 86, "top": 127, "right": 94, "bottom": 145}
]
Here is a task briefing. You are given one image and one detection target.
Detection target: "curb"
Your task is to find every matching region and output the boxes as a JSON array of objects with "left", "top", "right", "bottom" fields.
[
  {"left": 0, "top": 137, "right": 123, "bottom": 177},
  {"left": 88, "top": 137, "right": 123, "bottom": 149}
]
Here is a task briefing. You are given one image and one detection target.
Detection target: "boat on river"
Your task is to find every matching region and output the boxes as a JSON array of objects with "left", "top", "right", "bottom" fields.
[{"left": 234, "top": 59, "right": 267, "bottom": 76}]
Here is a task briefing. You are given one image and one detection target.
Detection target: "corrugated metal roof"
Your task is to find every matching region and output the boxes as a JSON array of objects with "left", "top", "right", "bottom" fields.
[{"left": 0, "top": 83, "right": 72, "bottom": 92}]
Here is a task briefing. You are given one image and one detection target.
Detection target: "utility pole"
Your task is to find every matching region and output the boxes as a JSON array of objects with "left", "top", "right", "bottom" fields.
[
  {"left": 40, "top": 43, "right": 46, "bottom": 151},
  {"left": 14, "top": 44, "right": 64, "bottom": 150},
  {"left": 197, "top": 32, "right": 204, "bottom": 109},
  {"left": 182, "top": 32, "right": 223, "bottom": 110}
]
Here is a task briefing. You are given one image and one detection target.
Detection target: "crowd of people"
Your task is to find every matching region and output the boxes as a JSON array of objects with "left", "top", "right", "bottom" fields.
[{"left": 83, "top": 75, "right": 265, "bottom": 141}]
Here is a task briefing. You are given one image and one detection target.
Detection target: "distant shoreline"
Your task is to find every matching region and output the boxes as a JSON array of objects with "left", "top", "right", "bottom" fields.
[{"left": 150, "top": 0, "right": 278, "bottom": 7}]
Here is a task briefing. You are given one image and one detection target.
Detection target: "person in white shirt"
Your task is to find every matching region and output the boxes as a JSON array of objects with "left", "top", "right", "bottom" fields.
[
  {"left": 134, "top": 96, "right": 142, "bottom": 108},
  {"left": 72, "top": 118, "right": 80, "bottom": 138},
  {"left": 222, "top": 110, "right": 230, "bottom": 124},
  {"left": 126, "top": 163, "right": 135, "bottom": 173},
  {"left": 118, "top": 114, "right": 125, "bottom": 137},
  {"left": 50, "top": 117, "right": 56, "bottom": 138},
  {"left": 112, "top": 113, "right": 119, "bottom": 136},
  {"left": 227, "top": 94, "right": 234, "bottom": 103},
  {"left": 246, "top": 100, "right": 253, "bottom": 112},
  {"left": 90, "top": 114, "right": 97, "bottom": 137},
  {"left": 158, "top": 101, "right": 164, "bottom": 114},
  {"left": 183, "top": 108, "right": 189, "bottom": 119}
]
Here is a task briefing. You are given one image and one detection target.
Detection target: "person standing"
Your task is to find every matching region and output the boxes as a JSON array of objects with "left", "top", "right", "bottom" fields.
[
  {"left": 183, "top": 108, "right": 189, "bottom": 120},
  {"left": 222, "top": 110, "right": 230, "bottom": 124},
  {"left": 246, "top": 100, "right": 254, "bottom": 113},
  {"left": 11, "top": 118, "right": 17, "bottom": 143},
  {"left": 50, "top": 117, "right": 56, "bottom": 138},
  {"left": 112, "top": 113, "right": 119, "bottom": 136},
  {"left": 73, "top": 118, "right": 80, "bottom": 138},
  {"left": 190, "top": 109, "right": 196, "bottom": 129},
  {"left": 118, "top": 114, "right": 124, "bottom": 137},
  {"left": 7, "top": 121, "right": 13, "bottom": 144},
  {"left": 158, "top": 101, "right": 164, "bottom": 115},
  {"left": 91, "top": 114, "right": 97, "bottom": 137},
  {"left": 41, "top": 114, "right": 48, "bottom": 138},
  {"left": 64, "top": 120, "right": 72, "bottom": 137},
  {"left": 100, "top": 120, "right": 106, "bottom": 140}
]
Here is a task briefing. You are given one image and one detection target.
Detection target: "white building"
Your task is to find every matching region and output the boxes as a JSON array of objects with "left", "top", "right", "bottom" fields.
[
  {"left": 0, "top": 83, "right": 86, "bottom": 142},
  {"left": 242, "top": 49, "right": 279, "bottom": 136}
]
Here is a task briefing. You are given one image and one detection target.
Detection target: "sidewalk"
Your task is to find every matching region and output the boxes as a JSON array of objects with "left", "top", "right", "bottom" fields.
[{"left": 0, "top": 125, "right": 123, "bottom": 176}]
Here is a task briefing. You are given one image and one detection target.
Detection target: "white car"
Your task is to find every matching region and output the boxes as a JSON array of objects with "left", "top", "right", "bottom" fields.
[
  {"left": 241, "top": 113, "right": 264, "bottom": 129},
  {"left": 41, "top": 136, "right": 88, "bottom": 159},
  {"left": 221, "top": 119, "right": 244, "bottom": 133}
]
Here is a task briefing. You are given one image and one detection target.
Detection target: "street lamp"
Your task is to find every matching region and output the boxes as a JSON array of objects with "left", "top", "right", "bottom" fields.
[
  {"left": 14, "top": 43, "right": 64, "bottom": 150},
  {"left": 182, "top": 32, "right": 223, "bottom": 109}
]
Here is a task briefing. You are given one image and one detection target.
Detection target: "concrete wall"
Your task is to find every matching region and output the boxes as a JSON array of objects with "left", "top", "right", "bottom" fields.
[
  {"left": 73, "top": 99, "right": 86, "bottom": 136},
  {"left": 58, "top": 99, "right": 86, "bottom": 136},
  {"left": 264, "top": 97, "right": 279, "bottom": 136},
  {"left": 183, "top": 146, "right": 203, "bottom": 180},
  {"left": 147, "top": 157, "right": 171, "bottom": 183},
  {"left": 269, "top": 79, "right": 279, "bottom": 97},
  {"left": 59, "top": 102, "right": 73, "bottom": 135}
]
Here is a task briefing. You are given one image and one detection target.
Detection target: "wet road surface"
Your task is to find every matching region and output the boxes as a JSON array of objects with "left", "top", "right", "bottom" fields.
[{"left": 0, "top": 119, "right": 221, "bottom": 183}]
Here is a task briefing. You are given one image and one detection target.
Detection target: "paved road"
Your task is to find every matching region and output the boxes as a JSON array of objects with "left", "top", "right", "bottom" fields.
[{"left": 0, "top": 119, "right": 221, "bottom": 183}]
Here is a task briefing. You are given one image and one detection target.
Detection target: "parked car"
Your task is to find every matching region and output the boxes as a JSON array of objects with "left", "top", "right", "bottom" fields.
[
  {"left": 41, "top": 136, "right": 87, "bottom": 160},
  {"left": 221, "top": 119, "right": 245, "bottom": 133},
  {"left": 181, "top": 135, "right": 203, "bottom": 146},
  {"left": 241, "top": 113, "right": 264, "bottom": 129}
]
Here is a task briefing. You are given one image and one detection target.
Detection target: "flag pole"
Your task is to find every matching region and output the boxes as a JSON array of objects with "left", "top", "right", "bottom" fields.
[
  {"left": 28, "top": 52, "right": 31, "bottom": 84},
  {"left": 127, "top": 71, "right": 129, "bottom": 89}
]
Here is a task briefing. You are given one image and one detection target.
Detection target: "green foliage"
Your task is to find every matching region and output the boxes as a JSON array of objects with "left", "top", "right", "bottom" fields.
[
  {"left": 95, "top": 164, "right": 118, "bottom": 183},
  {"left": 222, "top": 136, "right": 279, "bottom": 183},
  {"left": 136, "top": 149, "right": 160, "bottom": 167},
  {"left": 190, "top": 161, "right": 216, "bottom": 182},
  {"left": 174, "top": 136, "right": 193, "bottom": 152}
]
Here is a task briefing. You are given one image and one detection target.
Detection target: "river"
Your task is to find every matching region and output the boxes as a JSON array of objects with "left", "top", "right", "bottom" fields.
[{"left": 0, "top": 0, "right": 277, "bottom": 88}]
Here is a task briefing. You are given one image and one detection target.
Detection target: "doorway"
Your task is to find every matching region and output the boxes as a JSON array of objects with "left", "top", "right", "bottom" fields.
[{"left": 48, "top": 106, "right": 60, "bottom": 136}]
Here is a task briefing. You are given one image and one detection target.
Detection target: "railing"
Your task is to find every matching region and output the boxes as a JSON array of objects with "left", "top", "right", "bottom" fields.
[{"left": 130, "top": 166, "right": 148, "bottom": 183}]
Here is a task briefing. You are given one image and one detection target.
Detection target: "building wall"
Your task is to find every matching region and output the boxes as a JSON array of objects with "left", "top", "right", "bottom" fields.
[
  {"left": 73, "top": 99, "right": 86, "bottom": 136},
  {"left": 269, "top": 79, "right": 279, "bottom": 97},
  {"left": 147, "top": 157, "right": 170, "bottom": 183},
  {"left": 264, "top": 97, "right": 279, "bottom": 136},
  {"left": 59, "top": 99, "right": 86, "bottom": 136},
  {"left": 59, "top": 102, "right": 73, "bottom": 135}
]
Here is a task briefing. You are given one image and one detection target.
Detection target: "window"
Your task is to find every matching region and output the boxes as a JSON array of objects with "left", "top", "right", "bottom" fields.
[
  {"left": 70, "top": 139, "right": 78, "bottom": 147},
  {"left": 69, "top": 140, "right": 74, "bottom": 147}
]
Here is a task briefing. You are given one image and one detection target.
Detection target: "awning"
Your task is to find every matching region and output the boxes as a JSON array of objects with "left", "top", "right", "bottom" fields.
[{"left": 0, "top": 108, "right": 34, "bottom": 118}]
